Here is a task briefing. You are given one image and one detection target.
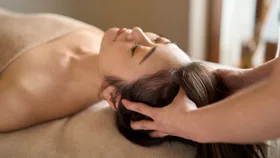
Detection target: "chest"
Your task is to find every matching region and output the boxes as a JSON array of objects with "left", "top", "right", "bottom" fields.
[
  {"left": 15, "top": 51, "right": 93, "bottom": 106},
  {"left": 1, "top": 30, "right": 102, "bottom": 106}
]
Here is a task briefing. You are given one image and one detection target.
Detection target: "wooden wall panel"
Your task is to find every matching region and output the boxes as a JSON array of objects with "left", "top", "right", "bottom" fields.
[{"left": 206, "top": 0, "right": 223, "bottom": 62}]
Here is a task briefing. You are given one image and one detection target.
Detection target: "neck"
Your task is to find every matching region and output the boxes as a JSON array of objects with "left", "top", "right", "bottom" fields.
[{"left": 79, "top": 53, "right": 104, "bottom": 103}]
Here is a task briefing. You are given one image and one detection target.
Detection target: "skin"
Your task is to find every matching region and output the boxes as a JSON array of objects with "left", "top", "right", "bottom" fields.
[
  {"left": 0, "top": 23, "right": 191, "bottom": 132},
  {"left": 215, "top": 58, "right": 276, "bottom": 94},
  {"left": 122, "top": 57, "right": 280, "bottom": 143},
  {"left": 98, "top": 27, "right": 190, "bottom": 81}
]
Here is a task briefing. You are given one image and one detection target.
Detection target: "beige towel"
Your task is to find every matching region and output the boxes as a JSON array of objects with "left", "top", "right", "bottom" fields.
[
  {"left": 0, "top": 8, "right": 91, "bottom": 74},
  {"left": 0, "top": 101, "right": 196, "bottom": 158}
]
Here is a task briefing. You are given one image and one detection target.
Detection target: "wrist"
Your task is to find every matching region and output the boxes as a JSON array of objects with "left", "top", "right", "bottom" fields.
[{"left": 179, "top": 109, "right": 205, "bottom": 142}]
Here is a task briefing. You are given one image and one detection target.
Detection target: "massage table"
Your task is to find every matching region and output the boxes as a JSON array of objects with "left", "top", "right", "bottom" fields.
[{"left": 0, "top": 101, "right": 196, "bottom": 158}]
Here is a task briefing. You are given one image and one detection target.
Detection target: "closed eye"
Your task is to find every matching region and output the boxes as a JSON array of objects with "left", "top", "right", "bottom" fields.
[
  {"left": 154, "top": 37, "right": 163, "bottom": 43},
  {"left": 131, "top": 44, "right": 139, "bottom": 56},
  {"left": 139, "top": 42, "right": 175, "bottom": 64},
  {"left": 154, "top": 36, "right": 172, "bottom": 44}
]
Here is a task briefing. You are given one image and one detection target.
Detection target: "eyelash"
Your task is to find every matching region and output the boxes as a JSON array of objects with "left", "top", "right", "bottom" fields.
[
  {"left": 130, "top": 37, "right": 167, "bottom": 55},
  {"left": 131, "top": 43, "right": 140, "bottom": 56},
  {"left": 154, "top": 37, "right": 163, "bottom": 43},
  {"left": 130, "top": 36, "right": 161, "bottom": 55}
]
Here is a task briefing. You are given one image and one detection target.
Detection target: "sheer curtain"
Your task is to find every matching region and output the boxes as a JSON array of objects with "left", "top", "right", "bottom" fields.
[{"left": 219, "top": 0, "right": 256, "bottom": 66}]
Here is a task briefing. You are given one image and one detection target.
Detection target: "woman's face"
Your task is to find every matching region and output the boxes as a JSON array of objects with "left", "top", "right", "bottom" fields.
[{"left": 99, "top": 27, "right": 191, "bottom": 81}]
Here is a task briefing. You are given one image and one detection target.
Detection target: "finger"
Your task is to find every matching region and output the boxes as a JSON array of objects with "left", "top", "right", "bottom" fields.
[
  {"left": 149, "top": 131, "right": 169, "bottom": 138},
  {"left": 122, "top": 99, "right": 157, "bottom": 118},
  {"left": 131, "top": 120, "right": 157, "bottom": 130}
]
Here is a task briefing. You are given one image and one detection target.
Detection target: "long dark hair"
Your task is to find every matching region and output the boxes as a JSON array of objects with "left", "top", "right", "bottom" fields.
[{"left": 103, "top": 62, "right": 266, "bottom": 158}]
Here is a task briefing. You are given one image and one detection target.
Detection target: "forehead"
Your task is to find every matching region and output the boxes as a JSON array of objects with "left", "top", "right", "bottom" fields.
[
  {"left": 126, "top": 46, "right": 190, "bottom": 81},
  {"left": 143, "top": 43, "right": 191, "bottom": 68}
]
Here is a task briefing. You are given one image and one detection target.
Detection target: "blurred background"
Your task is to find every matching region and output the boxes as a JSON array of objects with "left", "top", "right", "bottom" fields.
[{"left": 0, "top": 0, "right": 279, "bottom": 68}]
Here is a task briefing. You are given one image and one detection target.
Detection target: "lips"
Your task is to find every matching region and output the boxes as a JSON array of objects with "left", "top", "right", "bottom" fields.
[{"left": 114, "top": 28, "right": 126, "bottom": 41}]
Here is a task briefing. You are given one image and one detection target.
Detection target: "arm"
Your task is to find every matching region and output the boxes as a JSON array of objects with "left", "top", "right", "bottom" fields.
[
  {"left": 235, "top": 58, "right": 276, "bottom": 85},
  {"left": 186, "top": 57, "right": 280, "bottom": 143},
  {"left": 212, "top": 58, "right": 276, "bottom": 93}
]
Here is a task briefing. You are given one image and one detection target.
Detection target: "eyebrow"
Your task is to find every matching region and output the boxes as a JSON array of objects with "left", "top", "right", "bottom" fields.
[{"left": 139, "top": 42, "right": 173, "bottom": 64}]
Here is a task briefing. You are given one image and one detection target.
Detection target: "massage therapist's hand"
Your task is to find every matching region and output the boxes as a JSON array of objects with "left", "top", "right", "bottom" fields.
[{"left": 122, "top": 88, "right": 197, "bottom": 138}]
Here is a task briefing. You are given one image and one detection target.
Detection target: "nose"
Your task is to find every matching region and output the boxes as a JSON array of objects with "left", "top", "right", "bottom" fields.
[{"left": 131, "top": 27, "right": 154, "bottom": 46}]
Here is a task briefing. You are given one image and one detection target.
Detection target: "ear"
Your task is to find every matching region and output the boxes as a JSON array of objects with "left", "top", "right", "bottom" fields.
[{"left": 102, "top": 86, "right": 120, "bottom": 111}]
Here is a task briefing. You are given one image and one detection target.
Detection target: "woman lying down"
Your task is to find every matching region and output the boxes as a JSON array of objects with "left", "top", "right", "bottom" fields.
[{"left": 0, "top": 9, "right": 266, "bottom": 158}]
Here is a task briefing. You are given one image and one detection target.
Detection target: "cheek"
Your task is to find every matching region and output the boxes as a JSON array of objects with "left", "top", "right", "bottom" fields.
[
  {"left": 99, "top": 54, "right": 134, "bottom": 79},
  {"left": 144, "top": 55, "right": 174, "bottom": 70}
]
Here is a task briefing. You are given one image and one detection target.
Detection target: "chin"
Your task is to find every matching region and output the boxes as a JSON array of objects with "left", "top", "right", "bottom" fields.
[
  {"left": 105, "top": 27, "right": 119, "bottom": 39},
  {"left": 101, "top": 27, "right": 119, "bottom": 46}
]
